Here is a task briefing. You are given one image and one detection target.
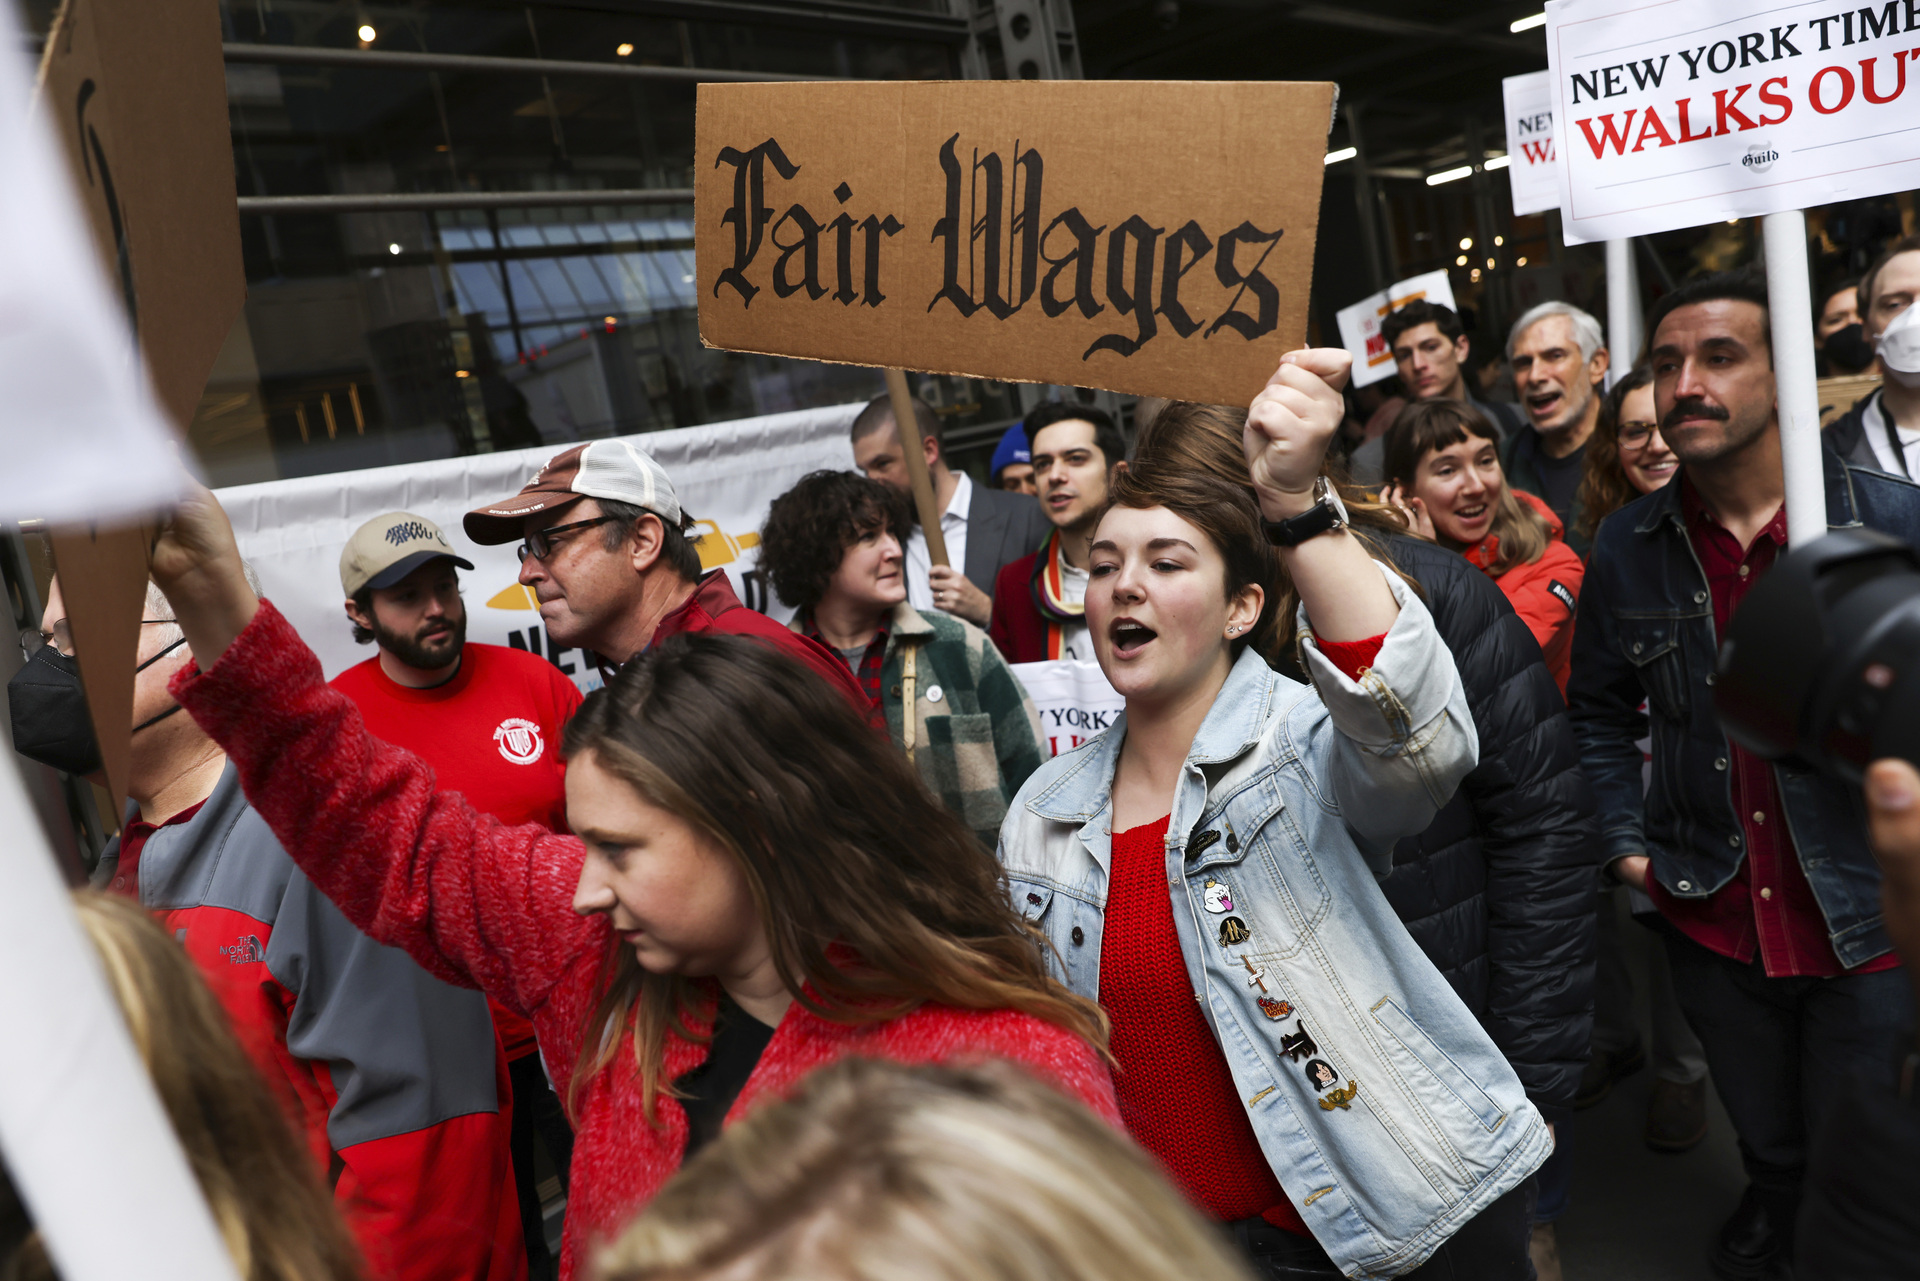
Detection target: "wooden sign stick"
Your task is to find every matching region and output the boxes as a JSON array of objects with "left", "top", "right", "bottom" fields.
[{"left": 883, "top": 367, "right": 949, "bottom": 569}]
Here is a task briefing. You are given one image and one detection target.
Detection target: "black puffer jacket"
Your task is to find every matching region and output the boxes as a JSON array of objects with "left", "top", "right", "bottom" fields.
[{"left": 1373, "top": 533, "right": 1597, "bottom": 1118}]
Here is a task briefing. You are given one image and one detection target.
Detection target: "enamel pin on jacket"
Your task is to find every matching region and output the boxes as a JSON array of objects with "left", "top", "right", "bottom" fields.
[{"left": 998, "top": 563, "right": 1550, "bottom": 1279}]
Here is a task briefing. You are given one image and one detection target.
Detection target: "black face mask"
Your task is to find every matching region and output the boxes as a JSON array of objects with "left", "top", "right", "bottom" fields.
[
  {"left": 1825, "top": 322, "right": 1877, "bottom": 374},
  {"left": 7, "top": 637, "right": 187, "bottom": 776}
]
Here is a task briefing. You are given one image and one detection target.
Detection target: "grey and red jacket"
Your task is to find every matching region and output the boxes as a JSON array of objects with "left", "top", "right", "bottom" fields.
[{"left": 97, "top": 764, "right": 525, "bottom": 1281}]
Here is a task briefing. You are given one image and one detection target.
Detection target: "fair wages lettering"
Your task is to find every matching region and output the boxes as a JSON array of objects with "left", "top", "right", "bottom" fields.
[
  {"left": 712, "top": 135, "right": 1288, "bottom": 363},
  {"left": 696, "top": 81, "right": 1334, "bottom": 408},
  {"left": 1546, "top": 0, "right": 1920, "bottom": 241}
]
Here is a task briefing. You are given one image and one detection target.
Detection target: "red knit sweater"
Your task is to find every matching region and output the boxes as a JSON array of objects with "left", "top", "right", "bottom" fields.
[
  {"left": 172, "top": 602, "right": 1121, "bottom": 1280},
  {"left": 1098, "top": 634, "right": 1384, "bottom": 1237},
  {"left": 1102, "top": 816, "right": 1309, "bottom": 1235}
]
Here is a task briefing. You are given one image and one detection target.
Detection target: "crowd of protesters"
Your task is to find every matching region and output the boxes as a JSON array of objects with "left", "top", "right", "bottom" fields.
[{"left": 7, "top": 231, "right": 1920, "bottom": 1281}]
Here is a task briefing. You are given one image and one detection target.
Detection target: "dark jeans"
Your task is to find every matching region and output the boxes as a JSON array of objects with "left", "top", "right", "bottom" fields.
[
  {"left": 1229, "top": 1178, "right": 1537, "bottom": 1280},
  {"left": 508, "top": 1052, "right": 575, "bottom": 1281},
  {"left": 1662, "top": 930, "right": 1915, "bottom": 1256}
]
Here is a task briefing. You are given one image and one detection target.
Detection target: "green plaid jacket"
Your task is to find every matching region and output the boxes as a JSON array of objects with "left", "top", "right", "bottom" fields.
[{"left": 877, "top": 602, "right": 1045, "bottom": 848}]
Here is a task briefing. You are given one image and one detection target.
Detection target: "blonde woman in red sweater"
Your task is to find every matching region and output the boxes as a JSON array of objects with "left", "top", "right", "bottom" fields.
[{"left": 146, "top": 487, "right": 1116, "bottom": 1281}]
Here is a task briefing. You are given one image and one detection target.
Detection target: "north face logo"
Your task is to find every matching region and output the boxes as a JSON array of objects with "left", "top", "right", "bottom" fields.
[
  {"left": 218, "top": 935, "right": 265, "bottom": 965},
  {"left": 494, "top": 718, "right": 544, "bottom": 765}
]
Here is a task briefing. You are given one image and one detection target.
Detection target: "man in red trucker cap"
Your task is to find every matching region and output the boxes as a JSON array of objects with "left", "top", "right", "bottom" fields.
[{"left": 464, "top": 440, "right": 873, "bottom": 718}]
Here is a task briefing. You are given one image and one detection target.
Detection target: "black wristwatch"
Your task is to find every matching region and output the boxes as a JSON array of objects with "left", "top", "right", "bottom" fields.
[{"left": 1263, "top": 477, "right": 1350, "bottom": 547}]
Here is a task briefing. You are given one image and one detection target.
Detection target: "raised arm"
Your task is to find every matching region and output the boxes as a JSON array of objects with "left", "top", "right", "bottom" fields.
[
  {"left": 1248, "top": 351, "right": 1477, "bottom": 860},
  {"left": 1245, "top": 349, "right": 1399, "bottom": 641},
  {"left": 151, "top": 482, "right": 604, "bottom": 1064}
]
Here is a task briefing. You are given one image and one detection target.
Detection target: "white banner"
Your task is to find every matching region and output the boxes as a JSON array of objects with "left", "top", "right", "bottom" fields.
[
  {"left": 1502, "top": 71, "right": 1560, "bottom": 217},
  {"left": 1335, "top": 270, "right": 1460, "bottom": 389},
  {"left": 217, "top": 403, "right": 864, "bottom": 693},
  {"left": 1546, "top": 0, "right": 1920, "bottom": 244},
  {"left": 1010, "top": 659, "right": 1123, "bottom": 758}
]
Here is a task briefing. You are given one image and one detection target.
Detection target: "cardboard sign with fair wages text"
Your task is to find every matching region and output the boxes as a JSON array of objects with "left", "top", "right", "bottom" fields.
[{"left": 696, "top": 80, "right": 1336, "bottom": 407}]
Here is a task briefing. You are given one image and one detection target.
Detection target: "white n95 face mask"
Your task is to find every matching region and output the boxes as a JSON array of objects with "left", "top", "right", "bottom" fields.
[{"left": 1877, "top": 299, "right": 1920, "bottom": 389}]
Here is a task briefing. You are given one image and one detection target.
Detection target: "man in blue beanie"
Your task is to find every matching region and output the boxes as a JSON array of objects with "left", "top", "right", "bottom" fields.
[{"left": 991, "top": 424, "right": 1036, "bottom": 494}]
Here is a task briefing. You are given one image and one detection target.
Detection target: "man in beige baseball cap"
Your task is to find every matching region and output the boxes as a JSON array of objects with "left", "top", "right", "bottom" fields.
[
  {"left": 339, "top": 511, "right": 476, "bottom": 683},
  {"left": 464, "top": 440, "right": 873, "bottom": 716}
]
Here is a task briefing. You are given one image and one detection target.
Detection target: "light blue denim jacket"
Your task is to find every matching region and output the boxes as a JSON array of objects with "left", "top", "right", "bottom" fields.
[{"left": 997, "top": 566, "right": 1550, "bottom": 1279}]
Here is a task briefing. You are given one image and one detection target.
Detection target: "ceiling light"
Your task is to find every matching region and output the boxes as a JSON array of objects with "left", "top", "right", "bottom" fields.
[
  {"left": 1517, "top": 255, "right": 1528, "bottom": 265},
  {"left": 1471, "top": 268, "right": 1483, "bottom": 280},
  {"left": 1323, "top": 146, "right": 1357, "bottom": 166},
  {"left": 1484, "top": 155, "right": 1511, "bottom": 171},
  {"left": 616, "top": 42, "right": 634, "bottom": 56},
  {"left": 1486, "top": 257, "right": 1496, "bottom": 269},
  {"left": 388, "top": 243, "right": 401, "bottom": 255},
  {"left": 1494, "top": 235, "right": 1505, "bottom": 246},
  {"left": 1510, "top": 12, "right": 1546, "bottom": 32},
  {"left": 1428, "top": 165, "right": 1473, "bottom": 186},
  {"left": 357, "top": 23, "right": 376, "bottom": 42},
  {"left": 1459, "top": 237, "right": 1473, "bottom": 250},
  {"left": 1456, "top": 255, "right": 1469, "bottom": 267}
]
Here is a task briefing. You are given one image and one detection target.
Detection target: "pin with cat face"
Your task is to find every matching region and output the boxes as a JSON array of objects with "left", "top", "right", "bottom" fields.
[{"left": 1202, "top": 878, "right": 1235, "bottom": 914}]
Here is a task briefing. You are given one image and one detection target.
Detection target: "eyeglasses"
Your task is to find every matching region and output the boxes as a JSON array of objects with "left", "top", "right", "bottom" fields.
[
  {"left": 19, "top": 618, "right": 175, "bottom": 662},
  {"left": 516, "top": 515, "right": 618, "bottom": 564},
  {"left": 1618, "top": 421, "right": 1662, "bottom": 452}
]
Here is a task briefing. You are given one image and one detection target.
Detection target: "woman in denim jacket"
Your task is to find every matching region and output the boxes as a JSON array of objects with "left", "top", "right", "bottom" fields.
[{"left": 998, "top": 351, "right": 1551, "bottom": 1280}]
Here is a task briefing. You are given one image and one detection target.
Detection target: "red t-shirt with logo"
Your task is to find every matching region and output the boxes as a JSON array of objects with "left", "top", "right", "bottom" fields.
[{"left": 332, "top": 642, "right": 583, "bottom": 1058}]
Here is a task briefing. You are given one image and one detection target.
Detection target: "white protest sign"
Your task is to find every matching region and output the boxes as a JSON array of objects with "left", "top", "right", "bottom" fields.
[
  {"left": 1546, "top": 0, "right": 1920, "bottom": 244},
  {"left": 1335, "top": 270, "right": 1459, "bottom": 390},
  {"left": 1502, "top": 71, "right": 1561, "bottom": 217},
  {"left": 1010, "top": 659, "right": 1124, "bottom": 758},
  {"left": 218, "top": 403, "right": 862, "bottom": 691}
]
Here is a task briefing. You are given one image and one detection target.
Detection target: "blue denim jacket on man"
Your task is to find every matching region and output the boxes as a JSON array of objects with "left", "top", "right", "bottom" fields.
[
  {"left": 1567, "top": 444, "right": 1920, "bottom": 969},
  {"left": 997, "top": 566, "right": 1550, "bottom": 1280}
]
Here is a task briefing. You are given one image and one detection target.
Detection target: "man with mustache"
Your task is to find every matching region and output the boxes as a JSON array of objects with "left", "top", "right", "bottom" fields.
[
  {"left": 1567, "top": 270, "right": 1920, "bottom": 1281},
  {"left": 334, "top": 510, "right": 583, "bottom": 1279}
]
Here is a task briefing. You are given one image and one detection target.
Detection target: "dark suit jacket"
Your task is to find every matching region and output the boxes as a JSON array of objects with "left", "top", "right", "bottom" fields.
[{"left": 964, "top": 481, "right": 1051, "bottom": 599}]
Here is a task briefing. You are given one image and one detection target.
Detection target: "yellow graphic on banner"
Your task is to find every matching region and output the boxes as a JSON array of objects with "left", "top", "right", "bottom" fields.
[{"left": 484, "top": 522, "right": 759, "bottom": 610}]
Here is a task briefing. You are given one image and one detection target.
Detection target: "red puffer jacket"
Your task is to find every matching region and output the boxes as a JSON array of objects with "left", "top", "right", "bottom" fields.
[
  {"left": 1461, "top": 489, "right": 1585, "bottom": 695},
  {"left": 173, "top": 602, "right": 1120, "bottom": 1280}
]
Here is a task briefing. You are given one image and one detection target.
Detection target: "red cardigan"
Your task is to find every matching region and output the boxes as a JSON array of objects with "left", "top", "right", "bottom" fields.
[
  {"left": 173, "top": 603, "right": 1120, "bottom": 1280},
  {"left": 987, "top": 551, "right": 1048, "bottom": 663}
]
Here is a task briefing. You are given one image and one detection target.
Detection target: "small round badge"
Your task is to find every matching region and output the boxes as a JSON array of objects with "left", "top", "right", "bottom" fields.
[{"left": 926, "top": 684, "right": 944, "bottom": 703}]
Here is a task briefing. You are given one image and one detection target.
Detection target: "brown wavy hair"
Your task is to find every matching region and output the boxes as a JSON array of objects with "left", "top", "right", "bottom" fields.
[
  {"left": 1102, "top": 466, "right": 1281, "bottom": 660},
  {"left": 0, "top": 892, "right": 363, "bottom": 1281},
  {"left": 758, "top": 470, "right": 911, "bottom": 613},
  {"left": 560, "top": 633, "right": 1108, "bottom": 1121},
  {"left": 1574, "top": 364, "right": 1656, "bottom": 543},
  {"left": 1382, "top": 399, "right": 1550, "bottom": 576},
  {"left": 1130, "top": 401, "right": 1419, "bottom": 670}
]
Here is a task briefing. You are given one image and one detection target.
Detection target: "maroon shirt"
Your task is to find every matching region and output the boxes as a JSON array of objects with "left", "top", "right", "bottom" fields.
[
  {"left": 1645, "top": 480, "right": 1898, "bottom": 978},
  {"left": 107, "top": 799, "right": 206, "bottom": 897},
  {"left": 802, "top": 615, "right": 888, "bottom": 710},
  {"left": 653, "top": 571, "right": 882, "bottom": 729}
]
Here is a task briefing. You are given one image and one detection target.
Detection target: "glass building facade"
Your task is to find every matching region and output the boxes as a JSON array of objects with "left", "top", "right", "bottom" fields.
[{"left": 64, "top": 0, "right": 1110, "bottom": 486}]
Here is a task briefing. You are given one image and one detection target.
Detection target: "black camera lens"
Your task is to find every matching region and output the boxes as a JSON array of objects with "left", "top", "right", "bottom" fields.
[{"left": 1716, "top": 529, "right": 1920, "bottom": 782}]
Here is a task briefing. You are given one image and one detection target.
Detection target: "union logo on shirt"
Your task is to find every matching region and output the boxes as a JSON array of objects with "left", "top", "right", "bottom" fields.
[{"left": 493, "top": 717, "right": 545, "bottom": 765}]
